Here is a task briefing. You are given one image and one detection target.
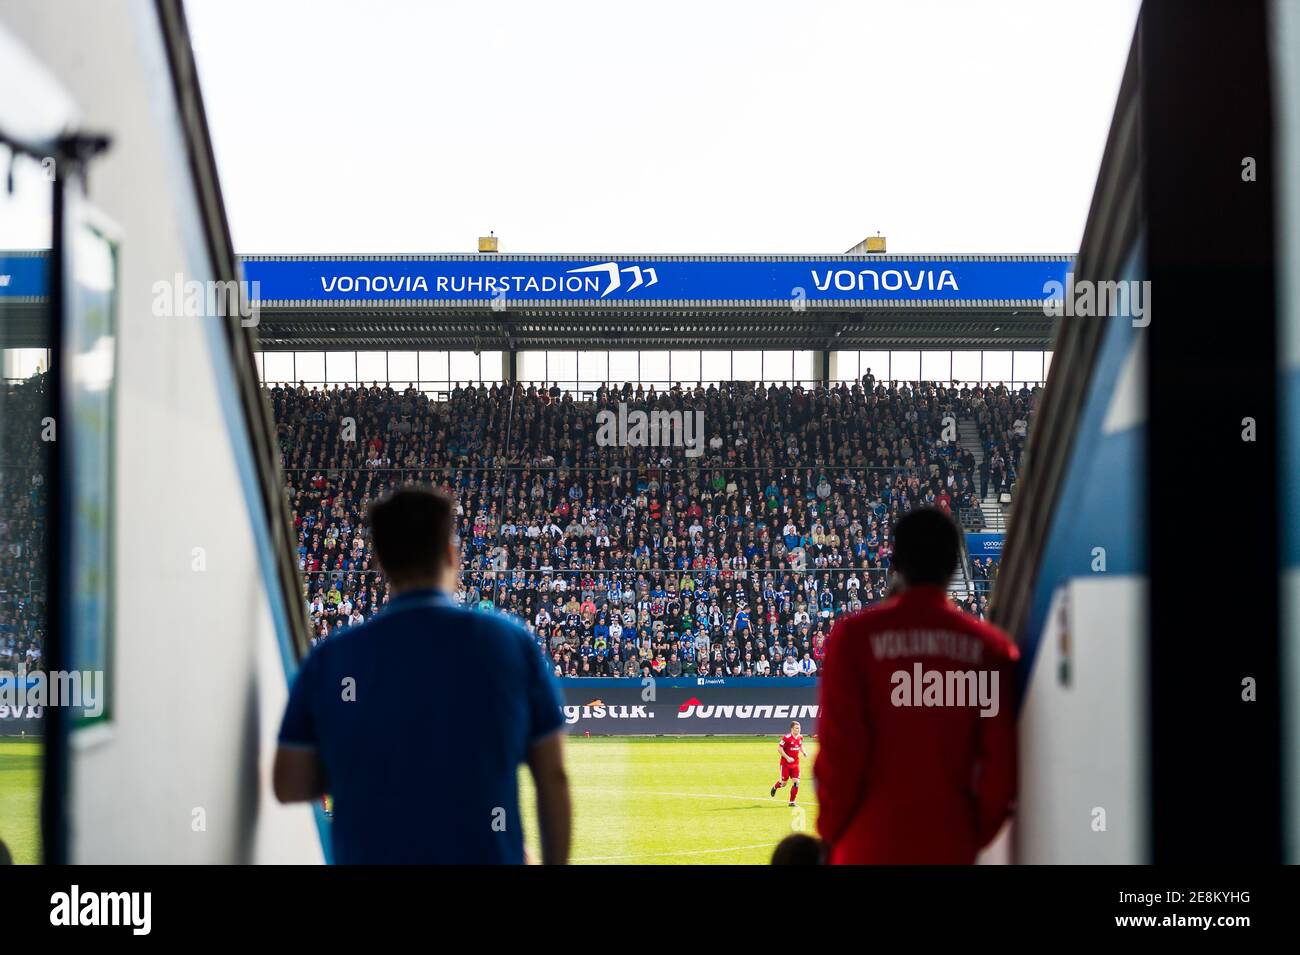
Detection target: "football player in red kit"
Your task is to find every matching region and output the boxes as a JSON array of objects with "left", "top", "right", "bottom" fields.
[
  {"left": 815, "top": 508, "right": 1018, "bottom": 864},
  {"left": 770, "top": 720, "right": 809, "bottom": 806}
]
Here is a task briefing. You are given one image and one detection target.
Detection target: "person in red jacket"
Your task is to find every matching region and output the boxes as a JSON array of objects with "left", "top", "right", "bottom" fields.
[{"left": 815, "top": 507, "right": 1018, "bottom": 864}]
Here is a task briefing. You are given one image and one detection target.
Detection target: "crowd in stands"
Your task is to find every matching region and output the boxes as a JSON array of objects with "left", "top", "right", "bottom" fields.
[
  {"left": 0, "top": 370, "right": 1029, "bottom": 685},
  {"left": 269, "top": 376, "right": 1038, "bottom": 677},
  {"left": 0, "top": 373, "right": 50, "bottom": 678}
]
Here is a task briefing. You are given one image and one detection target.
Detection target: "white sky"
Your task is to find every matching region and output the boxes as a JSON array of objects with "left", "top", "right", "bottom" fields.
[{"left": 186, "top": 0, "right": 1140, "bottom": 256}]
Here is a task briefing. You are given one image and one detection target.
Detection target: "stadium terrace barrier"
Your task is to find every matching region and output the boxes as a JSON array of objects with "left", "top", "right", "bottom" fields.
[{"left": 558, "top": 677, "right": 818, "bottom": 736}]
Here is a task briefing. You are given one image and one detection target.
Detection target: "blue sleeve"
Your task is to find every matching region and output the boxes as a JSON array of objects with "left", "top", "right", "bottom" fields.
[
  {"left": 278, "top": 648, "right": 320, "bottom": 748},
  {"left": 522, "top": 626, "right": 564, "bottom": 743}
]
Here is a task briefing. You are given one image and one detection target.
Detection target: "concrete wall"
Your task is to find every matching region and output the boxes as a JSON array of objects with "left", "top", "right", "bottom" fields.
[
  {"left": 1015, "top": 576, "right": 1147, "bottom": 863},
  {"left": 0, "top": 0, "right": 321, "bottom": 862}
]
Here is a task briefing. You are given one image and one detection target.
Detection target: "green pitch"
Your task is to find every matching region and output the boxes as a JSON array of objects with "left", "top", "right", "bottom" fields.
[
  {"left": 518, "top": 736, "right": 819, "bottom": 864},
  {"left": 0, "top": 739, "right": 42, "bottom": 865},
  {"left": 0, "top": 736, "right": 812, "bottom": 865}
]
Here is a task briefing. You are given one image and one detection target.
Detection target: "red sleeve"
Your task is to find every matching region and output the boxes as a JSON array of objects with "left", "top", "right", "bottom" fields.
[
  {"left": 973, "top": 645, "right": 1018, "bottom": 848},
  {"left": 814, "top": 618, "right": 870, "bottom": 849}
]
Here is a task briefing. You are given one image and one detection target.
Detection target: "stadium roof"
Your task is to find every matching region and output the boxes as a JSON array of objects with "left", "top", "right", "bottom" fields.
[{"left": 2, "top": 251, "right": 1074, "bottom": 350}]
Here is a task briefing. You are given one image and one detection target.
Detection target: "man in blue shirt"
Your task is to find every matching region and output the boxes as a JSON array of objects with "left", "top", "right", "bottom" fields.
[{"left": 274, "top": 487, "right": 571, "bottom": 864}]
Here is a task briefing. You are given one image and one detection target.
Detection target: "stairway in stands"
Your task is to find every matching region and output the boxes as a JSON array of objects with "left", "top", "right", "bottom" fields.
[
  {"left": 958, "top": 415, "right": 1006, "bottom": 532},
  {"left": 948, "top": 560, "right": 972, "bottom": 600},
  {"left": 947, "top": 420, "right": 975, "bottom": 600}
]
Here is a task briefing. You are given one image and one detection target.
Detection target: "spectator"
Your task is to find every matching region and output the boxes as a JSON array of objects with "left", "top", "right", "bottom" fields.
[
  {"left": 815, "top": 507, "right": 1017, "bottom": 864},
  {"left": 274, "top": 487, "right": 571, "bottom": 864}
]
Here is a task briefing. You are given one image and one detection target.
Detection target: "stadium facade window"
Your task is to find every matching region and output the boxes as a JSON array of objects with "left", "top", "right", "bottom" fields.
[
  {"left": 253, "top": 347, "right": 1051, "bottom": 391},
  {"left": 1, "top": 347, "right": 51, "bottom": 379},
  {"left": 553, "top": 350, "right": 582, "bottom": 388},
  {"left": 480, "top": 351, "right": 504, "bottom": 382},
  {"left": 860, "top": 350, "right": 891, "bottom": 382},
  {"left": 253, "top": 350, "right": 505, "bottom": 390},
  {"left": 951, "top": 350, "right": 982, "bottom": 383},
  {"left": 578, "top": 349, "right": 608, "bottom": 387},
  {"left": 387, "top": 350, "right": 417, "bottom": 386},
  {"left": 762, "top": 350, "right": 793, "bottom": 382},
  {"left": 921, "top": 350, "right": 951, "bottom": 382},
  {"left": 262, "top": 351, "right": 294, "bottom": 383},
  {"left": 638, "top": 350, "right": 670, "bottom": 385},
  {"left": 829, "top": 349, "right": 1049, "bottom": 387},
  {"left": 1013, "top": 350, "right": 1044, "bottom": 385},
  {"left": 502, "top": 349, "right": 829, "bottom": 388},
  {"left": 671, "top": 349, "right": 701, "bottom": 384},
  {"left": 290, "top": 356, "right": 314, "bottom": 384},
  {"left": 793, "top": 350, "right": 817, "bottom": 384},
  {"left": 517, "top": 351, "right": 546, "bottom": 383},
  {"left": 607, "top": 351, "right": 639, "bottom": 383},
  {"left": 419, "top": 350, "right": 449, "bottom": 388},
  {"left": 700, "top": 350, "right": 730, "bottom": 384},
  {"left": 982, "top": 350, "right": 1012, "bottom": 383},
  {"left": 890, "top": 350, "right": 921, "bottom": 381},
  {"left": 449, "top": 350, "right": 483, "bottom": 385},
  {"left": 733, "top": 350, "right": 762, "bottom": 380},
  {"left": 832, "top": 350, "right": 859, "bottom": 382},
  {"left": 324, "top": 351, "right": 356, "bottom": 385},
  {"left": 356, "top": 351, "right": 387, "bottom": 383}
]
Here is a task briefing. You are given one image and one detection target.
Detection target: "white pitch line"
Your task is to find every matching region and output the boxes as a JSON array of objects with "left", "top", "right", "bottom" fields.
[
  {"left": 571, "top": 786, "right": 818, "bottom": 807},
  {"left": 573, "top": 842, "right": 780, "bottom": 863}
]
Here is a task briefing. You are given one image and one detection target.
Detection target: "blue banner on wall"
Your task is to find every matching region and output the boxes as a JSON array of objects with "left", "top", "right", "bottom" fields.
[
  {"left": 238, "top": 257, "right": 1072, "bottom": 304},
  {"left": 966, "top": 533, "right": 1005, "bottom": 559},
  {"left": 3, "top": 253, "right": 1073, "bottom": 304},
  {"left": 0, "top": 255, "right": 48, "bottom": 297}
]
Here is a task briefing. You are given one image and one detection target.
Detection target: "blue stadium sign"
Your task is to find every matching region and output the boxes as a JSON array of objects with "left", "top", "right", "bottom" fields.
[
  {"left": 0, "top": 255, "right": 47, "bottom": 297},
  {"left": 1, "top": 253, "right": 1073, "bottom": 304},
  {"left": 966, "top": 533, "right": 1005, "bottom": 559},
  {"left": 239, "top": 257, "right": 1071, "bottom": 304}
]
